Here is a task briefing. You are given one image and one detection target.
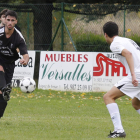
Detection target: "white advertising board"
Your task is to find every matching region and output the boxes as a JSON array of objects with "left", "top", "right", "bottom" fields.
[
  {"left": 12, "top": 51, "right": 36, "bottom": 87},
  {"left": 38, "top": 51, "right": 94, "bottom": 92},
  {"left": 92, "top": 52, "right": 127, "bottom": 92},
  {"left": 38, "top": 51, "right": 128, "bottom": 92}
]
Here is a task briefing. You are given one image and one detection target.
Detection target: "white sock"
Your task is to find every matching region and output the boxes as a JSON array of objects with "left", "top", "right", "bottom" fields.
[
  {"left": 136, "top": 109, "right": 140, "bottom": 114},
  {"left": 106, "top": 103, "right": 124, "bottom": 133}
]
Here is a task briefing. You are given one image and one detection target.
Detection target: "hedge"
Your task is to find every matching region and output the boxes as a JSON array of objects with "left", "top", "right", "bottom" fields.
[{"left": 75, "top": 33, "right": 140, "bottom": 52}]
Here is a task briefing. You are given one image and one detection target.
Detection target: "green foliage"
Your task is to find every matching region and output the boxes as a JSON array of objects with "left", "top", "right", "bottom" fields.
[
  {"left": 129, "top": 34, "right": 140, "bottom": 46},
  {"left": 75, "top": 33, "right": 110, "bottom": 52},
  {"left": 75, "top": 34, "right": 140, "bottom": 52}
]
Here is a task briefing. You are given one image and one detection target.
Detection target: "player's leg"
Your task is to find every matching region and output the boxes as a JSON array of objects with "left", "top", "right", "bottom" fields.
[
  {"left": 1, "top": 83, "right": 12, "bottom": 101},
  {"left": 0, "top": 63, "right": 14, "bottom": 118},
  {"left": 132, "top": 97, "right": 140, "bottom": 113},
  {"left": 2, "top": 63, "right": 14, "bottom": 101},
  {"left": 103, "top": 86, "right": 125, "bottom": 104},
  {"left": 103, "top": 86, "right": 126, "bottom": 138},
  {"left": 0, "top": 65, "right": 7, "bottom": 118},
  {"left": 0, "top": 65, "right": 6, "bottom": 90}
]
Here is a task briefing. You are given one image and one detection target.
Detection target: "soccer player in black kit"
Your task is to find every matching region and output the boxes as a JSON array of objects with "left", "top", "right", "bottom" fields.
[{"left": 0, "top": 10, "right": 29, "bottom": 118}]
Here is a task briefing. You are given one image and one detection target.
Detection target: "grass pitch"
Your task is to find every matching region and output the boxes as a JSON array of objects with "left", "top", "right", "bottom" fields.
[{"left": 0, "top": 88, "right": 140, "bottom": 140}]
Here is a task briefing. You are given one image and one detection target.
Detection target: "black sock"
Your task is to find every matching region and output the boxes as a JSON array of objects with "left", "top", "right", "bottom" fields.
[
  {"left": 0, "top": 94, "right": 7, "bottom": 118},
  {"left": 0, "top": 71, "right": 6, "bottom": 89},
  {"left": 0, "top": 71, "right": 7, "bottom": 118}
]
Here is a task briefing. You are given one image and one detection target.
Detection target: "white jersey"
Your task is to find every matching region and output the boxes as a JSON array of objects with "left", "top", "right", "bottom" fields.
[{"left": 110, "top": 36, "right": 140, "bottom": 75}]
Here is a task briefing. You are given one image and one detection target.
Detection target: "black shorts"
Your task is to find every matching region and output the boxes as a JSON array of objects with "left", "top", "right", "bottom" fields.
[{"left": 0, "top": 61, "right": 15, "bottom": 84}]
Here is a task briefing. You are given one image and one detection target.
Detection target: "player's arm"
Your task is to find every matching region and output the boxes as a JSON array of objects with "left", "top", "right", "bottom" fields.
[
  {"left": 20, "top": 54, "right": 29, "bottom": 66},
  {"left": 121, "top": 49, "right": 138, "bottom": 87},
  {"left": 18, "top": 37, "right": 29, "bottom": 65}
]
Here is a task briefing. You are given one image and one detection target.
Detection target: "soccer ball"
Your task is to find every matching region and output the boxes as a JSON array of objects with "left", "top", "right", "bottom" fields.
[{"left": 20, "top": 77, "right": 36, "bottom": 93}]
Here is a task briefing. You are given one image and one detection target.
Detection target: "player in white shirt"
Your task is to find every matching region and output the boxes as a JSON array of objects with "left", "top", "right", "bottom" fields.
[{"left": 103, "top": 21, "right": 140, "bottom": 138}]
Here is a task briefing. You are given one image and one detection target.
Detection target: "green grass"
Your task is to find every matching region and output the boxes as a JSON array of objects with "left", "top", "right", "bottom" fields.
[{"left": 0, "top": 88, "right": 140, "bottom": 140}]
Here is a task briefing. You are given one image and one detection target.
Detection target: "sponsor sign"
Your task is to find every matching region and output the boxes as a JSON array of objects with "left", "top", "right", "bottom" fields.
[
  {"left": 12, "top": 51, "right": 36, "bottom": 87},
  {"left": 38, "top": 51, "right": 93, "bottom": 92},
  {"left": 92, "top": 52, "right": 127, "bottom": 91},
  {"left": 38, "top": 51, "right": 128, "bottom": 92}
]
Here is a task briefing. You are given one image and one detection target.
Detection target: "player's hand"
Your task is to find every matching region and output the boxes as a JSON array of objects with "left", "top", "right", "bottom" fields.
[
  {"left": 132, "top": 75, "right": 138, "bottom": 87},
  {"left": 20, "top": 59, "right": 27, "bottom": 66},
  {"left": 132, "top": 79, "right": 138, "bottom": 87}
]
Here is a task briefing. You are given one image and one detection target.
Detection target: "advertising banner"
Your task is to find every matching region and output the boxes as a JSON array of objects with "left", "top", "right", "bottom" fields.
[
  {"left": 92, "top": 52, "right": 127, "bottom": 92},
  {"left": 12, "top": 51, "right": 36, "bottom": 87},
  {"left": 38, "top": 51, "right": 93, "bottom": 92}
]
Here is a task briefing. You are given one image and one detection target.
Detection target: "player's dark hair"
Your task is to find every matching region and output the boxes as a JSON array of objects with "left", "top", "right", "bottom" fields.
[
  {"left": 103, "top": 21, "right": 118, "bottom": 37},
  {"left": 0, "top": 9, "right": 9, "bottom": 18},
  {"left": 5, "top": 10, "right": 17, "bottom": 19}
]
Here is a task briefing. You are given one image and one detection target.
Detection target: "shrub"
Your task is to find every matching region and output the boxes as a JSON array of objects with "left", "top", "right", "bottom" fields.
[
  {"left": 75, "top": 33, "right": 110, "bottom": 52},
  {"left": 129, "top": 35, "right": 140, "bottom": 46},
  {"left": 75, "top": 34, "right": 140, "bottom": 52}
]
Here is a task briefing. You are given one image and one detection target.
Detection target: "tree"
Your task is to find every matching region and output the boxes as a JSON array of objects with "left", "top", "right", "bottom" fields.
[{"left": 1, "top": 0, "right": 140, "bottom": 51}]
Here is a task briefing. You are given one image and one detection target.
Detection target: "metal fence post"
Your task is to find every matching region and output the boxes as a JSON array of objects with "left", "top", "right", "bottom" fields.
[
  {"left": 27, "top": 12, "right": 30, "bottom": 47},
  {"left": 123, "top": 5, "right": 126, "bottom": 37},
  {"left": 49, "top": 20, "right": 62, "bottom": 50},
  {"left": 62, "top": 18, "right": 77, "bottom": 51},
  {"left": 61, "top": 2, "right": 64, "bottom": 51}
]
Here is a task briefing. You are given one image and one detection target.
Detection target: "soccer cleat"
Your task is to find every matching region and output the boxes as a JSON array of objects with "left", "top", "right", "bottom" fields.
[
  {"left": 108, "top": 131, "right": 126, "bottom": 138},
  {"left": 1, "top": 83, "right": 12, "bottom": 101}
]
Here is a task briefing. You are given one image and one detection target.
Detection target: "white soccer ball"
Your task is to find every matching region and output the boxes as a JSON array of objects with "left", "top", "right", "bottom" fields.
[{"left": 20, "top": 77, "right": 36, "bottom": 93}]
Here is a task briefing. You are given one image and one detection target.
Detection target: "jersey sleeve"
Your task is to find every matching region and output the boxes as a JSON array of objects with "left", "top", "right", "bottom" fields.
[
  {"left": 110, "top": 42, "right": 125, "bottom": 54},
  {"left": 18, "top": 38, "right": 28, "bottom": 55}
]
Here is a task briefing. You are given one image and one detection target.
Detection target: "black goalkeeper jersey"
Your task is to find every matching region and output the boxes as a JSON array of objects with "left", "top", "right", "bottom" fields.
[{"left": 0, "top": 26, "right": 28, "bottom": 63}]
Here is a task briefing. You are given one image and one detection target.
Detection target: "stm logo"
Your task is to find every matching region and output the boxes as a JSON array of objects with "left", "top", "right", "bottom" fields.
[{"left": 93, "top": 53, "right": 127, "bottom": 77}]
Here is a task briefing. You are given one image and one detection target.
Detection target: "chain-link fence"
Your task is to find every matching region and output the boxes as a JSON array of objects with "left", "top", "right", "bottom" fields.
[
  {"left": 61, "top": 4, "right": 140, "bottom": 52},
  {"left": 1, "top": 3, "right": 140, "bottom": 52},
  {"left": 52, "top": 3, "right": 140, "bottom": 52}
]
